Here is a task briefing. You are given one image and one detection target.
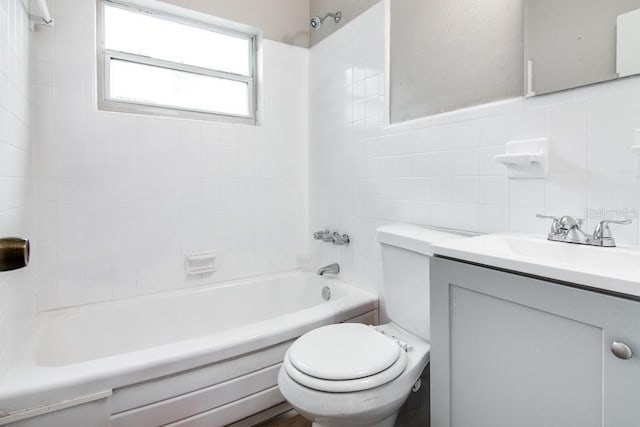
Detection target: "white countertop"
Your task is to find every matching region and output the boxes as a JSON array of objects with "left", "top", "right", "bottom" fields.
[{"left": 431, "top": 233, "right": 640, "bottom": 299}]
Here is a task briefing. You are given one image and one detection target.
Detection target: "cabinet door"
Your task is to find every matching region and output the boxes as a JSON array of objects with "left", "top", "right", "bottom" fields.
[{"left": 430, "top": 258, "right": 640, "bottom": 427}]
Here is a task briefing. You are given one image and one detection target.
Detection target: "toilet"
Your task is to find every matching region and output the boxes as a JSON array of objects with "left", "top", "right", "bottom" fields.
[{"left": 278, "top": 224, "right": 465, "bottom": 427}]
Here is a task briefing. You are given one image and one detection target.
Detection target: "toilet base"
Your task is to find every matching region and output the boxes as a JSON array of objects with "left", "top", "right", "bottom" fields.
[{"left": 310, "top": 412, "right": 398, "bottom": 427}]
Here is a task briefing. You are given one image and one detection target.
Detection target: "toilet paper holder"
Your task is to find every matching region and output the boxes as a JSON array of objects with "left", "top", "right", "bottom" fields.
[{"left": 0, "top": 238, "right": 30, "bottom": 272}]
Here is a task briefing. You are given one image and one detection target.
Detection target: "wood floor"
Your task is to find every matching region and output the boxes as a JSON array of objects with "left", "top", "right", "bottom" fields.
[{"left": 258, "top": 411, "right": 311, "bottom": 427}]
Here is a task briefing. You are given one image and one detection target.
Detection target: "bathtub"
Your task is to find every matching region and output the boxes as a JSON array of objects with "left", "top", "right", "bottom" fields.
[{"left": 0, "top": 270, "right": 377, "bottom": 426}]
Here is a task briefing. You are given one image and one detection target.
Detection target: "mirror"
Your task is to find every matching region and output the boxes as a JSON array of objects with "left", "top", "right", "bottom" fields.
[{"left": 525, "top": 0, "right": 640, "bottom": 96}]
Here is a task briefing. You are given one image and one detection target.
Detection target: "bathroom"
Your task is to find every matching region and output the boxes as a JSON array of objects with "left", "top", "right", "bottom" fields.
[{"left": 1, "top": 0, "right": 640, "bottom": 425}]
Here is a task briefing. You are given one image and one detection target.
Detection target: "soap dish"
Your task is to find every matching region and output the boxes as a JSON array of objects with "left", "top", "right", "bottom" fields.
[{"left": 495, "top": 138, "right": 549, "bottom": 179}]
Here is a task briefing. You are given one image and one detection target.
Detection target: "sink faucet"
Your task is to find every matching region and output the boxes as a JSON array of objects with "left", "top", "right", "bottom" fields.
[
  {"left": 537, "top": 214, "right": 632, "bottom": 247},
  {"left": 317, "top": 263, "right": 340, "bottom": 276},
  {"left": 592, "top": 219, "right": 633, "bottom": 246}
]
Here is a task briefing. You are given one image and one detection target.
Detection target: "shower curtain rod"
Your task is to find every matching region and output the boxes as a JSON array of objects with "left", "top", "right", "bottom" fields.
[{"left": 31, "top": 0, "right": 53, "bottom": 27}]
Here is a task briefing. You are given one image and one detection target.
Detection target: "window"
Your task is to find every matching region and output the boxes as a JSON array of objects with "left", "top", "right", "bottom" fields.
[{"left": 97, "top": 1, "right": 257, "bottom": 123}]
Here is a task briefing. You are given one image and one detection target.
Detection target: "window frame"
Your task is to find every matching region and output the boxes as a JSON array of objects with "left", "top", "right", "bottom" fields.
[{"left": 96, "top": 0, "right": 258, "bottom": 124}]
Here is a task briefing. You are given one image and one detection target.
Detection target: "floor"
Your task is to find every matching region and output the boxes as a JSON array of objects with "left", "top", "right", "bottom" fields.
[
  {"left": 258, "top": 411, "right": 311, "bottom": 427},
  {"left": 395, "top": 366, "right": 430, "bottom": 427}
]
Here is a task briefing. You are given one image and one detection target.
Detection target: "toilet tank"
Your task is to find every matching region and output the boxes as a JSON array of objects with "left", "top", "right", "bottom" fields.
[{"left": 376, "top": 224, "right": 464, "bottom": 341}]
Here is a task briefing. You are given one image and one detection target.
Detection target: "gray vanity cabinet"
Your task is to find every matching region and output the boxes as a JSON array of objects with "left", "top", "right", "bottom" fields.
[{"left": 430, "top": 257, "right": 640, "bottom": 427}]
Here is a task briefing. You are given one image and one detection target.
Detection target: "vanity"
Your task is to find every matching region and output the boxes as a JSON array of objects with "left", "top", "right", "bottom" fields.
[{"left": 429, "top": 232, "right": 640, "bottom": 427}]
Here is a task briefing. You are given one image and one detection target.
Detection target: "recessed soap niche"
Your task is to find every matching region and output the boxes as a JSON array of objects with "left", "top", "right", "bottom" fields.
[{"left": 185, "top": 251, "right": 217, "bottom": 275}]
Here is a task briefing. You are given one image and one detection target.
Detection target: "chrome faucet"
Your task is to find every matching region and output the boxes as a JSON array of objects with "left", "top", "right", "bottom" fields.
[
  {"left": 592, "top": 219, "right": 633, "bottom": 246},
  {"left": 313, "top": 230, "right": 334, "bottom": 242},
  {"left": 313, "top": 230, "right": 351, "bottom": 245},
  {"left": 331, "top": 232, "right": 350, "bottom": 246},
  {"left": 537, "top": 214, "right": 632, "bottom": 247},
  {"left": 317, "top": 263, "right": 340, "bottom": 276}
]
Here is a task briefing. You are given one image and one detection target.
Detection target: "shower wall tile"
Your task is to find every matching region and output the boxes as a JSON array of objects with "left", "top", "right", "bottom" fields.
[
  {"left": 31, "top": 1, "right": 309, "bottom": 310},
  {"left": 310, "top": 2, "right": 640, "bottom": 296},
  {"left": 0, "top": 0, "right": 34, "bottom": 367}
]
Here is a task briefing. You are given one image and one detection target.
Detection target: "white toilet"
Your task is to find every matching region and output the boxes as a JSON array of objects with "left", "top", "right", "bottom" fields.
[{"left": 278, "top": 224, "right": 464, "bottom": 427}]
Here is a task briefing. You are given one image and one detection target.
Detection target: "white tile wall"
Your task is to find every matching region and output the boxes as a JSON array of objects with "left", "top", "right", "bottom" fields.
[
  {"left": 8, "top": 0, "right": 640, "bottom": 314},
  {"left": 310, "top": 2, "right": 640, "bottom": 295},
  {"left": 31, "top": 0, "right": 309, "bottom": 310},
  {"left": 0, "top": 0, "right": 34, "bottom": 363}
]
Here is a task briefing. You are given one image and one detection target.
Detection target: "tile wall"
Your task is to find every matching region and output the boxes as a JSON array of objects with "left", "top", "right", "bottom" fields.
[
  {"left": 0, "top": 0, "right": 34, "bottom": 363},
  {"left": 6, "top": 0, "right": 640, "bottom": 314},
  {"left": 310, "top": 2, "right": 640, "bottom": 296},
  {"left": 31, "top": 0, "right": 309, "bottom": 310}
]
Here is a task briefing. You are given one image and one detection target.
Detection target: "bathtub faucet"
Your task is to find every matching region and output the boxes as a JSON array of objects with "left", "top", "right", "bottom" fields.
[{"left": 317, "top": 263, "right": 340, "bottom": 276}]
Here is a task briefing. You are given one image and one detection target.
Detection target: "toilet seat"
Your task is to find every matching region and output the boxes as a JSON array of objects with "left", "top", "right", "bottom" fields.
[
  {"left": 283, "top": 323, "right": 409, "bottom": 393},
  {"left": 288, "top": 323, "right": 401, "bottom": 379}
]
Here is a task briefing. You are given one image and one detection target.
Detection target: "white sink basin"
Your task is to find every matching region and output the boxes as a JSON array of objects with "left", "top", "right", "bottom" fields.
[{"left": 431, "top": 233, "right": 640, "bottom": 297}]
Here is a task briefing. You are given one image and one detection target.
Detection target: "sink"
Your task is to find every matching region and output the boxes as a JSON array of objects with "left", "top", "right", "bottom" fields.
[{"left": 431, "top": 233, "right": 640, "bottom": 298}]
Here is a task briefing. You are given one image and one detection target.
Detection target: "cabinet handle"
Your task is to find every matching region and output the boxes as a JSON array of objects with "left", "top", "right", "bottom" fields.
[{"left": 611, "top": 341, "right": 633, "bottom": 360}]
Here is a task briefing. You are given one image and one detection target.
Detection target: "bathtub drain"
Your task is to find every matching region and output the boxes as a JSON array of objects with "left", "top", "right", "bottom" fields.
[{"left": 321, "top": 286, "right": 331, "bottom": 301}]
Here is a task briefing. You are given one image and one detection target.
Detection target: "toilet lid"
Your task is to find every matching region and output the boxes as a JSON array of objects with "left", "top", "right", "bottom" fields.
[{"left": 288, "top": 323, "right": 400, "bottom": 380}]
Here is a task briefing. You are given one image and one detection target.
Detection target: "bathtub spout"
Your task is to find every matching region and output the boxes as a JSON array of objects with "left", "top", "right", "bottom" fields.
[{"left": 317, "top": 263, "right": 340, "bottom": 276}]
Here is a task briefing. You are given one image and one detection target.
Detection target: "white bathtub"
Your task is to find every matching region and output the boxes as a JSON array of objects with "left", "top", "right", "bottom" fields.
[{"left": 0, "top": 270, "right": 377, "bottom": 426}]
